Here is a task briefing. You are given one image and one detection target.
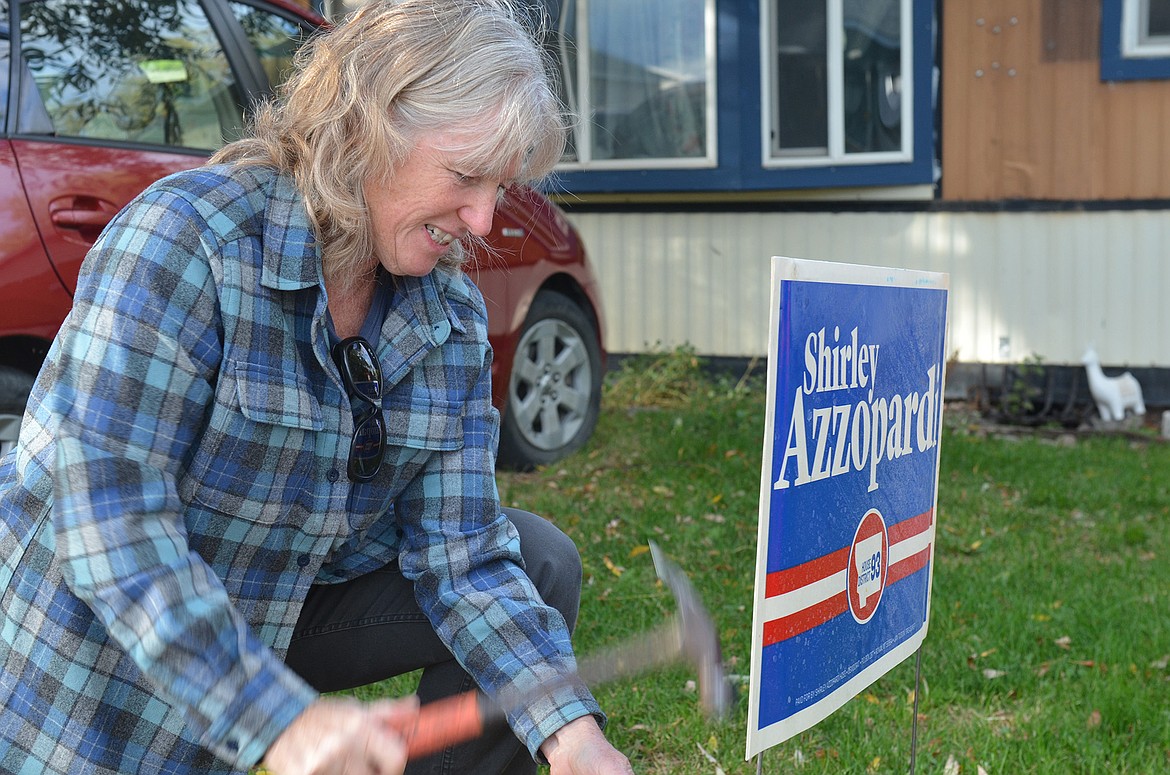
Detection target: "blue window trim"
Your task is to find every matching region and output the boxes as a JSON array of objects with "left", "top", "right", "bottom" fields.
[
  {"left": 551, "top": 0, "right": 935, "bottom": 197},
  {"left": 1101, "top": 0, "right": 1170, "bottom": 81}
]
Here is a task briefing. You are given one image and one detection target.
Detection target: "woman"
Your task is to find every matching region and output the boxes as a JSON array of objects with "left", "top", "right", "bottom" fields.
[{"left": 0, "top": 1, "right": 633, "bottom": 774}]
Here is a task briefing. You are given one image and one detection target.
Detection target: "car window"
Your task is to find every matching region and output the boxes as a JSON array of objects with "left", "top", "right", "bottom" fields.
[
  {"left": 229, "top": 2, "right": 315, "bottom": 94},
  {"left": 18, "top": 0, "right": 245, "bottom": 150},
  {"left": 0, "top": 37, "right": 7, "bottom": 128},
  {"left": 0, "top": 38, "right": 57, "bottom": 134}
]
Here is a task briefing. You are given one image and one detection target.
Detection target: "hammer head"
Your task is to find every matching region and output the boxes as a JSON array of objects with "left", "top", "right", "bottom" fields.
[{"left": 649, "top": 541, "right": 734, "bottom": 719}]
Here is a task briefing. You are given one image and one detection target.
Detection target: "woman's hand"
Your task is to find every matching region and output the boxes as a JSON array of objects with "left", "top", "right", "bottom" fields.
[
  {"left": 541, "top": 716, "right": 635, "bottom": 775},
  {"left": 262, "top": 696, "right": 419, "bottom": 775}
]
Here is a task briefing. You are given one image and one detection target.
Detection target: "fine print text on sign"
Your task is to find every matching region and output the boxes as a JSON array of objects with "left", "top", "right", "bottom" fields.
[{"left": 747, "top": 257, "right": 949, "bottom": 760}]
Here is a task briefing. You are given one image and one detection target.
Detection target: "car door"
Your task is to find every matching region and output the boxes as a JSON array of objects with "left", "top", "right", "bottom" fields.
[
  {"left": 0, "top": 31, "right": 72, "bottom": 342},
  {"left": 7, "top": 0, "right": 289, "bottom": 296}
]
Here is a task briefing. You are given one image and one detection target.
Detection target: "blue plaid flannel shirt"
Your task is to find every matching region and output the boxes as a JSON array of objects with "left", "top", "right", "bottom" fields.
[{"left": 0, "top": 164, "right": 599, "bottom": 774}]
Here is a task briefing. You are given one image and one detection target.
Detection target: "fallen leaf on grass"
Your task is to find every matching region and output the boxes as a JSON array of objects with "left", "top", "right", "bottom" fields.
[
  {"left": 695, "top": 742, "right": 726, "bottom": 775},
  {"left": 967, "top": 648, "right": 998, "bottom": 670},
  {"left": 1087, "top": 709, "right": 1102, "bottom": 729},
  {"left": 982, "top": 668, "right": 1006, "bottom": 679},
  {"left": 1054, "top": 635, "right": 1072, "bottom": 650},
  {"left": 1152, "top": 655, "right": 1170, "bottom": 670},
  {"left": 628, "top": 545, "right": 649, "bottom": 559},
  {"left": 1035, "top": 662, "right": 1051, "bottom": 677},
  {"left": 943, "top": 755, "right": 960, "bottom": 775},
  {"left": 602, "top": 556, "right": 623, "bottom": 577},
  {"left": 867, "top": 756, "right": 881, "bottom": 772}
]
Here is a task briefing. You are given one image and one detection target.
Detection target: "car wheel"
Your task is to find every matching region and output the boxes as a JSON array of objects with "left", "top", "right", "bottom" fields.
[
  {"left": 0, "top": 366, "right": 35, "bottom": 458},
  {"left": 497, "top": 291, "right": 602, "bottom": 470}
]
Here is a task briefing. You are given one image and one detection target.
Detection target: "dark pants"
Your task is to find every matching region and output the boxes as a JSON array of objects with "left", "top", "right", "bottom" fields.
[{"left": 285, "top": 508, "right": 583, "bottom": 775}]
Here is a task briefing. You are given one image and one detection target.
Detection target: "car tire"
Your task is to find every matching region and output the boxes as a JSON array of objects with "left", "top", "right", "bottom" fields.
[
  {"left": 497, "top": 290, "right": 602, "bottom": 470},
  {"left": 0, "top": 366, "right": 35, "bottom": 457}
]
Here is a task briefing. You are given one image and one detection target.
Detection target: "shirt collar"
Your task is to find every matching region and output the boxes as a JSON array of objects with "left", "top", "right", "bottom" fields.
[
  {"left": 258, "top": 169, "right": 323, "bottom": 292},
  {"left": 388, "top": 273, "right": 460, "bottom": 345}
]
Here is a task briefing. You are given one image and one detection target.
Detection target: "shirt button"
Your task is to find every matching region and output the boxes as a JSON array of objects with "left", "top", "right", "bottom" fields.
[
  {"left": 297, "top": 555, "right": 311, "bottom": 568},
  {"left": 327, "top": 468, "right": 340, "bottom": 483}
]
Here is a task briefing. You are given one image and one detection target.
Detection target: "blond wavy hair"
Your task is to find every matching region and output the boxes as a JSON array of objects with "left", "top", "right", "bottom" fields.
[{"left": 210, "top": 0, "right": 568, "bottom": 290}]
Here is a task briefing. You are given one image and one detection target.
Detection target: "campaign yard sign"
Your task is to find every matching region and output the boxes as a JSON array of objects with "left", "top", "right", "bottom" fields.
[{"left": 746, "top": 257, "right": 949, "bottom": 759}]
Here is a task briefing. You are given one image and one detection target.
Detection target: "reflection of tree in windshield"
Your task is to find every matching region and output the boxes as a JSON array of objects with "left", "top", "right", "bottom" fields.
[
  {"left": 20, "top": 0, "right": 237, "bottom": 148},
  {"left": 230, "top": 1, "right": 311, "bottom": 94}
]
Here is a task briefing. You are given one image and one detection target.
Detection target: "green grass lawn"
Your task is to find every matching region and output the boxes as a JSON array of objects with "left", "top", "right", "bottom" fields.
[{"left": 363, "top": 351, "right": 1170, "bottom": 774}]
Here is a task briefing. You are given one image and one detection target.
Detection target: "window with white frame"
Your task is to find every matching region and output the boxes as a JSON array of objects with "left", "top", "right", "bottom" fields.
[
  {"left": 549, "top": 0, "right": 717, "bottom": 170},
  {"left": 1102, "top": 0, "right": 1170, "bottom": 80},
  {"left": 1122, "top": 0, "right": 1170, "bottom": 57},
  {"left": 762, "top": 0, "right": 911, "bottom": 167}
]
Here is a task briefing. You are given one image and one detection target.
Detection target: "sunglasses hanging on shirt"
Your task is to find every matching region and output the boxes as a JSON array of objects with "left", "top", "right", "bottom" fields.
[{"left": 332, "top": 336, "right": 387, "bottom": 482}]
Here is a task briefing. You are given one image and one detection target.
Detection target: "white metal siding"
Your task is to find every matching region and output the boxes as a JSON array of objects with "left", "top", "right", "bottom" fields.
[{"left": 567, "top": 209, "right": 1170, "bottom": 367}]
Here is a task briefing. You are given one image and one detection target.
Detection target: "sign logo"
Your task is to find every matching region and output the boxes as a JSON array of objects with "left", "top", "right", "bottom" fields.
[{"left": 847, "top": 509, "right": 888, "bottom": 623}]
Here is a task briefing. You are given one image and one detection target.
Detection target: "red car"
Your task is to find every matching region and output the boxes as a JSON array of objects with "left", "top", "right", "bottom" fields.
[{"left": 0, "top": 0, "right": 605, "bottom": 469}]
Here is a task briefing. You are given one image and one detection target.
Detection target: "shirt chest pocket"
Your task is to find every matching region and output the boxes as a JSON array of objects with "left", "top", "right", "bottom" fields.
[
  {"left": 382, "top": 392, "right": 465, "bottom": 455},
  {"left": 184, "top": 361, "right": 324, "bottom": 525}
]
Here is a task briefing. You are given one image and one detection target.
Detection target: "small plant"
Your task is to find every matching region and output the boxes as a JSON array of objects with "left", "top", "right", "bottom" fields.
[
  {"left": 997, "top": 353, "right": 1046, "bottom": 421},
  {"left": 603, "top": 344, "right": 708, "bottom": 409}
]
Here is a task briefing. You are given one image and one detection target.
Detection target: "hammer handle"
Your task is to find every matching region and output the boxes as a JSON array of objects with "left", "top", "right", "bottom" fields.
[
  {"left": 402, "top": 619, "right": 683, "bottom": 759},
  {"left": 404, "top": 691, "right": 487, "bottom": 759}
]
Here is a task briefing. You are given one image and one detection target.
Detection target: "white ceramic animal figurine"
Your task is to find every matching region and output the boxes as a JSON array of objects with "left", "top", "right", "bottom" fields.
[{"left": 1082, "top": 348, "right": 1146, "bottom": 422}]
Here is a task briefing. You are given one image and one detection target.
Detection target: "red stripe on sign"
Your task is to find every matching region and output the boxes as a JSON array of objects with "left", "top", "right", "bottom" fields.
[
  {"left": 888, "top": 509, "right": 933, "bottom": 543},
  {"left": 763, "top": 591, "right": 849, "bottom": 645},
  {"left": 888, "top": 546, "right": 931, "bottom": 585},
  {"left": 765, "top": 547, "right": 850, "bottom": 598},
  {"left": 759, "top": 508, "right": 936, "bottom": 647},
  {"left": 763, "top": 510, "right": 931, "bottom": 599}
]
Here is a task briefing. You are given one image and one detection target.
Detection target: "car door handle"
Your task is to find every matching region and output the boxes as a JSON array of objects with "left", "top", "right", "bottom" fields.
[
  {"left": 51, "top": 208, "right": 113, "bottom": 228},
  {"left": 49, "top": 196, "right": 118, "bottom": 233}
]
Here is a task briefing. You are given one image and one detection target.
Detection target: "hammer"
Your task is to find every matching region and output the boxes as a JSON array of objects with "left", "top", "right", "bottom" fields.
[{"left": 402, "top": 540, "right": 732, "bottom": 759}]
